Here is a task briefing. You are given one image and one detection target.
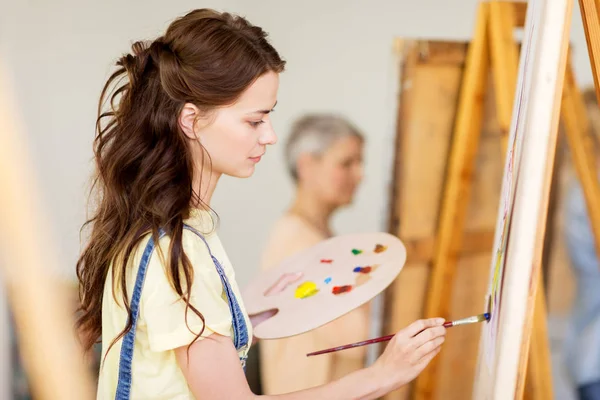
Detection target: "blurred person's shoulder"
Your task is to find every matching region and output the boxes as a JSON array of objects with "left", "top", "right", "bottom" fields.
[{"left": 260, "top": 213, "right": 325, "bottom": 271}]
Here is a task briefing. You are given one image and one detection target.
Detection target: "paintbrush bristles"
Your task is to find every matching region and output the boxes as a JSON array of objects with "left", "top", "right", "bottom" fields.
[{"left": 445, "top": 313, "right": 490, "bottom": 327}]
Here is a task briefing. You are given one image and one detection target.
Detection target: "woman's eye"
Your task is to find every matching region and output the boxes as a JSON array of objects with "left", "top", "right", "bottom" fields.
[{"left": 249, "top": 120, "right": 265, "bottom": 128}]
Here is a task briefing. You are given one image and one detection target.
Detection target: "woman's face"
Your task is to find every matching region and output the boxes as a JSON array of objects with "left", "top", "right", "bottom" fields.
[
  {"left": 306, "top": 135, "right": 364, "bottom": 208},
  {"left": 193, "top": 71, "right": 280, "bottom": 178}
]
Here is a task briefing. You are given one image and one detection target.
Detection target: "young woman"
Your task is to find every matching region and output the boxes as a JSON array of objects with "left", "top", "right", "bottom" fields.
[
  {"left": 259, "top": 114, "right": 371, "bottom": 394},
  {"left": 76, "top": 8, "right": 446, "bottom": 399}
]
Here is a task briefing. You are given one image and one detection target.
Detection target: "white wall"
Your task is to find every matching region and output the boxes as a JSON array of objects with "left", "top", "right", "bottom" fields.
[{"left": 0, "top": 0, "right": 594, "bottom": 291}]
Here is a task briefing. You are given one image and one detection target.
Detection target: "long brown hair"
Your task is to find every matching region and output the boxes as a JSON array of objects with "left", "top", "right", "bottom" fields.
[{"left": 76, "top": 8, "right": 285, "bottom": 354}]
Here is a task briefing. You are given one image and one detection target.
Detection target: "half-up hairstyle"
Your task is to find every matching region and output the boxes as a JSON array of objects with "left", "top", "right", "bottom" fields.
[{"left": 76, "top": 8, "right": 285, "bottom": 354}]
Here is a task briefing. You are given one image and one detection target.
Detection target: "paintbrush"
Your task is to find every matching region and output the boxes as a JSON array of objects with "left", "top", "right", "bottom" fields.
[{"left": 306, "top": 313, "right": 490, "bottom": 357}]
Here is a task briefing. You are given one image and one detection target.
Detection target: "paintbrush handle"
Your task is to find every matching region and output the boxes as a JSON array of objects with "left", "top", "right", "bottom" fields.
[
  {"left": 306, "top": 334, "right": 395, "bottom": 357},
  {"left": 307, "top": 325, "right": 450, "bottom": 357},
  {"left": 307, "top": 313, "right": 488, "bottom": 357}
]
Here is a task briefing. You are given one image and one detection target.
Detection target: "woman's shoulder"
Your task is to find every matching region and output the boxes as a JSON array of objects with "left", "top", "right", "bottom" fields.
[
  {"left": 137, "top": 228, "right": 223, "bottom": 291},
  {"left": 270, "top": 213, "right": 324, "bottom": 236},
  {"left": 136, "top": 227, "right": 217, "bottom": 262}
]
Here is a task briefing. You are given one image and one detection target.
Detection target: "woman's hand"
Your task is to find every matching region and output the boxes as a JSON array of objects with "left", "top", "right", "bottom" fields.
[{"left": 370, "top": 318, "right": 446, "bottom": 392}]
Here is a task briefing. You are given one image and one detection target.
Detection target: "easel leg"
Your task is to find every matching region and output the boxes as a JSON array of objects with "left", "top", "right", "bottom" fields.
[
  {"left": 412, "top": 4, "right": 490, "bottom": 399},
  {"left": 489, "top": 0, "right": 520, "bottom": 152},
  {"left": 523, "top": 275, "right": 554, "bottom": 399},
  {"left": 579, "top": 0, "right": 600, "bottom": 104}
]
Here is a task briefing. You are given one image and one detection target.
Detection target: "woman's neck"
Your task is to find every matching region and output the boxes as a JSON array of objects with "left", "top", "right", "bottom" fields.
[
  {"left": 192, "top": 167, "right": 221, "bottom": 208},
  {"left": 287, "top": 186, "right": 336, "bottom": 238}
]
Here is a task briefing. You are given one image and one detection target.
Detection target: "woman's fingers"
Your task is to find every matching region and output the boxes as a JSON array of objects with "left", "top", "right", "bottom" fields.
[
  {"left": 411, "top": 325, "right": 446, "bottom": 349},
  {"left": 413, "top": 345, "right": 442, "bottom": 370},
  {"left": 412, "top": 334, "right": 446, "bottom": 364},
  {"left": 399, "top": 318, "right": 445, "bottom": 339}
]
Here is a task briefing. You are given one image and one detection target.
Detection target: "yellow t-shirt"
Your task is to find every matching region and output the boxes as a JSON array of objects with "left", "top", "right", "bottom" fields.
[{"left": 97, "top": 209, "right": 252, "bottom": 399}]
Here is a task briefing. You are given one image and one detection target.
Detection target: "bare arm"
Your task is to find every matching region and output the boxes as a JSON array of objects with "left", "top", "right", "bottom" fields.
[{"left": 175, "top": 318, "right": 446, "bottom": 400}]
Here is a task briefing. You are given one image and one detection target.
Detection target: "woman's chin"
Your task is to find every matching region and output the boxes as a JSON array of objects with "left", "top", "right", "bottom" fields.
[{"left": 225, "top": 165, "right": 256, "bottom": 179}]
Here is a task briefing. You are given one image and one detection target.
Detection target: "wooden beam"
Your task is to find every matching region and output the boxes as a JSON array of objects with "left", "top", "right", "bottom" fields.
[
  {"left": 579, "top": 0, "right": 600, "bottom": 105},
  {"left": 413, "top": 3, "right": 491, "bottom": 398},
  {"left": 489, "top": 0, "right": 521, "bottom": 152},
  {"left": 405, "top": 230, "right": 495, "bottom": 264},
  {"left": 539, "top": 133, "right": 565, "bottom": 290},
  {"left": 546, "top": 137, "right": 576, "bottom": 316},
  {"left": 523, "top": 277, "right": 554, "bottom": 400},
  {"left": 512, "top": 1, "right": 529, "bottom": 28},
  {"left": 413, "top": 41, "right": 469, "bottom": 66}
]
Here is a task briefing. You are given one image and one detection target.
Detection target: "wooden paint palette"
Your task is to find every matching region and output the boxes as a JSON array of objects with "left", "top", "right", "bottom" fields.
[{"left": 242, "top": 232, "right": 406, "bottom": 339}]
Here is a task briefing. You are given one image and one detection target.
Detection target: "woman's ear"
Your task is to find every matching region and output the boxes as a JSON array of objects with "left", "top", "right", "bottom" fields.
[
  {"left": 296, "top": 152, "right": 317, "bottom": 183},
  {"left": 178, "top": 103, "right": 201, "bottom": 140}
]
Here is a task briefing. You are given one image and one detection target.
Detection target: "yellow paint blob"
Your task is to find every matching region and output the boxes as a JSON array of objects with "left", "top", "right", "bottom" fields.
[{"left": 295, "top": 281, "right": 319, "bottom": 299}]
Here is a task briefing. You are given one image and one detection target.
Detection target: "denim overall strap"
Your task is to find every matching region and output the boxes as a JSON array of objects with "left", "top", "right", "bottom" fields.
[
  {"left": 183, "top": 224, "right": 250, "bottom": 357},
  {"left": 115, "top": 229, "right": 166, "bottom": 400},
  {"left": 114, "top": 226, "right": 249, "bottom": 399}
]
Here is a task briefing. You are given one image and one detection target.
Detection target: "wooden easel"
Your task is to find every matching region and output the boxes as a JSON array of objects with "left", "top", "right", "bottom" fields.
[
  {"left": 413, "top": 1, "right": 600, "bottom": 399},
  {"left": 384, "top": 38, "right": 509, "bottom": 400},
  {"left": 384, "top": 1, "right": 600, "bottom": 399}
]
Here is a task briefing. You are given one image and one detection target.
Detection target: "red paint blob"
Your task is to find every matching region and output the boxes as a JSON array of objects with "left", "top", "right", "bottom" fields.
[
  {"left": 332, "top": 285, "right": 353, "bottom": 295},
  {"left": 320, "top": 259, "right": 333, "bottom": 263}
]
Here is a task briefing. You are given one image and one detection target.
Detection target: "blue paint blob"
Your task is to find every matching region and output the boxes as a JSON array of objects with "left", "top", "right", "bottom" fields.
[
  {"left": 324, "top": 277, "right": 332, "bottom": 284},
  {"left": 353, "top": 266, "right": 373, "bottom": 274}
]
